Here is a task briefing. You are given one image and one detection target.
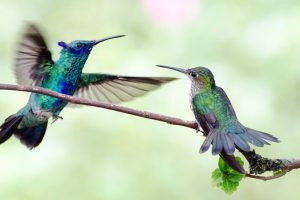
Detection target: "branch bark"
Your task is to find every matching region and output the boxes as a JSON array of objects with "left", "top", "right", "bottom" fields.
[
  {"left": 0, "top": 83, "right": 299, "bottom": 180},
  {"left": 0, "top": 83, "right": 197, "bottom": 129},
  {"left": 246, "top": 158, "right": 300, "bottom": 181}
]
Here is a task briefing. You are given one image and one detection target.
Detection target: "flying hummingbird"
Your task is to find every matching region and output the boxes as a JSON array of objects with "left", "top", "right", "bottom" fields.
[
  {"left": 157, "top": 65, "right": 279, "bottom": 173},
  {"left": 0, "top": 25, "right": 176, "bottom": 149}
]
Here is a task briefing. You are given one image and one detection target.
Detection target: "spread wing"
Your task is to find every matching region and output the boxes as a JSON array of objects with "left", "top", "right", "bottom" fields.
[
  {"left": 71, "top": 73, "right": 177, "bottom": 104},
  {"left": 15, "top": 24, "right": 54, "bottom": 86}
]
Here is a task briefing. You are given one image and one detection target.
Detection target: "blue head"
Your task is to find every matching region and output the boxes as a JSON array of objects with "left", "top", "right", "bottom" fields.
[{"left": 57, "top": 35, "right": 125, "bottom": 59}]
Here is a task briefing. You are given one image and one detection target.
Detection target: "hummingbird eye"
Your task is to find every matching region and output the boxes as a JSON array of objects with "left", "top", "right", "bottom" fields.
[
  {"left": 191, "top": 71, "right": 198, "bottom": 78},
  {"left": 76, "top": 43, "right": 84, "bottom": 48}
]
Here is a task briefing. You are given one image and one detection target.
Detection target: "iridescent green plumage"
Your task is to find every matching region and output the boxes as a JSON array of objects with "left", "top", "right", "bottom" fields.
[
  {"left": 0, "top": 25, "right": 176, "bottom": 149},
  {"left": 157, "top": 65, "right": 279, "bottom": 173}
]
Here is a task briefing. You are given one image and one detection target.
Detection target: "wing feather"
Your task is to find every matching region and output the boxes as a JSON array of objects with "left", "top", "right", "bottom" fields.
[
  {"left": 14, "top": 24, "right": 53, "bottom": 86},
  {"left": 69, "top": 73, "right": 177, "bottom": 106}
]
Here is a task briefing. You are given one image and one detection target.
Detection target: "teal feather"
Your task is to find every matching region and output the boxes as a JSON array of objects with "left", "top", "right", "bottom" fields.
[
  {"left": 157, "top": 65, "right": 280, "bottom": 173},
  {"left": 0, "top": 24, "right": 176, "bottom": 148}
]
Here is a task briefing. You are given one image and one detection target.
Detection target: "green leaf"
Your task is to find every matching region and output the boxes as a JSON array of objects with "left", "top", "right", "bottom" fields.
[
  {"left": 228, "top": 173, "right": 244, "bottom": 182},
  {"left": 211, "top": 157, "right": 246, "bottom": 195},
  {"left": 218, "top": 156, "right": 226, "bottom": 172},
  {"left": 235, "top": 157, "right": 244, "bottom": 166},
  {"left": 212, "top": 168, "right": 223, "bottom": 187},
  {"left": 222, "top": 178, "right": 239, "bottom": 194}
]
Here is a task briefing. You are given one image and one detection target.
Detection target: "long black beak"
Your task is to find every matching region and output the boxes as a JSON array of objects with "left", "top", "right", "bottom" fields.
[
  {"left": 93, "top": 35, "right": 125, "bottom": 45},
  {"left": 156, "top": 65, "right": 188, "bottom": 74}
]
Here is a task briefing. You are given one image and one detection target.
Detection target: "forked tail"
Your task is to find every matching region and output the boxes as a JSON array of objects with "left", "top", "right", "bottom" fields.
[
  {"left": 199, "top": 127, "right": 279, "bottom": 156},
  {"left": 0, "top": 115, "right": 23, "bottom": 144},
  {"left": 0, "top": 114, "right": 48, "bottom": 149}
]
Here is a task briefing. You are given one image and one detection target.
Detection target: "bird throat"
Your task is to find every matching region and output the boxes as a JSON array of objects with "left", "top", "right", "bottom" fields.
[{"left": 190, "top": 80, "right": 210, "bottom": 97}]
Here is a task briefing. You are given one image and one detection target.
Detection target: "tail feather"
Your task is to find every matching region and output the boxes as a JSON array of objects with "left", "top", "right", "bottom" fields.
[
  {"left": 31, "top": 122, "right": 48, "bottom": 147},
  {"left": 229, "top": 134, "right": 251, "bottom": 152},
  {"left": 15, "top": 122, "right": 48, "bottom": 149},
  {"left": 15, "top": 126, "right": 34, "bottom": 140},
  {"left": 221, "top": 134, "right": 235, "bottom": 155},
  {"left": 199, "top": 130, "right": 216, "bottom": 153},
  {"left": 199, "top": 127, "right": 279, "bottom": 156},
  {"left": 220, "top": 151, "right": 246, "bottom": 174},
  {"left": 212, "top": 133, "right": 222, "bottom": 155},
  {"left": 247, "top": 128, "right": 279, "bottom": 143},
  {"left": 0, "top": 115, "right": 23, "bottom": 144},
  {"left": 239, "top": 133, "right": 265, "bottom": 147},
  {"left": 200, "top": 130, "right": 246, "bottom": 174},
  {"left": 247, "top": 131, "right": 270, "bottom": 145}
]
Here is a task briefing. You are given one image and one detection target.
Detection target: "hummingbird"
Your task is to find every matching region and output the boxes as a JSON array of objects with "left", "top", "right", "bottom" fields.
[
  {"left": 0, "top": 25, "right": 176, "bottom": 149},
  {"left": 157, "top": 65, "right": 279, "bottom": 173}
]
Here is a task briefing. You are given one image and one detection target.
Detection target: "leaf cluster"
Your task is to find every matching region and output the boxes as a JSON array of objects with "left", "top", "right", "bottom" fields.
[{"left": 211, "top": 157, "right": 245, "bottom": 194}]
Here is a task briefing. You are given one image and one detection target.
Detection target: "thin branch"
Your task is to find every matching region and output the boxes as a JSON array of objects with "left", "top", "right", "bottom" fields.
[
  {"left": 0, "top": 83, "right": 299, "bottom": 180},
  {"left": 246, "top": 172, "right": 287, "bottom": 181},
  {"left": 285, "top": 158, "right": 300, "bottom": 170},
  {"left": 0, "top": 83, "right": 197, "bottom": 129},
  {"left": 246, "top": 159, "right": 300, "bottom": 181}
]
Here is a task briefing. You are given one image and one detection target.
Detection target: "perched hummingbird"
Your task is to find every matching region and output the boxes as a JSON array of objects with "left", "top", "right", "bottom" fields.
[
  {"left": 157, "top": 65, "right": 279, "bottom": 173},
  {"left": 0, "top": 25, "right": 176, "bottom": 149}
]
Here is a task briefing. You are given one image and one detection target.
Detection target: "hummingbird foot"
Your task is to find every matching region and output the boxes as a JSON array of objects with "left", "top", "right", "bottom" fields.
[
  {"left": 51, "top": 115, "right": 63, "bottom": 124},
  {"left": 196, "top": 126, "right": 205, "bottom": 136},
  {"left": 196, "top": 126, "right": 204, "bottom": 133}
]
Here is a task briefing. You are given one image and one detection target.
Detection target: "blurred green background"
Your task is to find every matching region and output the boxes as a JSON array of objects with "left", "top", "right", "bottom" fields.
[{"left": 0, "top": 0, "right": 300, "bottom": 199}]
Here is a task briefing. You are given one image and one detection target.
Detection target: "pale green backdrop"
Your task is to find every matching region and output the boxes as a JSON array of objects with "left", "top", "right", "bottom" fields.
[{"left": 0, "top": 0, "right": 299, "bottom": 199}]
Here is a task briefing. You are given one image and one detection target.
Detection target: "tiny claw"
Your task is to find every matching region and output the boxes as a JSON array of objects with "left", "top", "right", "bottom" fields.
[
  {"left": 196, "top": 126, "right": 204, "bottom": 133},
  {"left": 195, "top": 128, "right": 204, "bottom": 137},
  {"left": 52, "top": 116, "right": 63, "bottom": 124}
]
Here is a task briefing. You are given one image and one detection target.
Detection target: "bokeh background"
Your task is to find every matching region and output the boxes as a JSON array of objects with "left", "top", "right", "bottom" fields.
[{"left": 0, "top": 0, "right": 300, "bottom": 199}]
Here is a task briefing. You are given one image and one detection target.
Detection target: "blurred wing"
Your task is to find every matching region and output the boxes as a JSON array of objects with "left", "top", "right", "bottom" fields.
[
  {"left": 71, "top": 73, "right": 177, "bottom": 105},
  {"left": 15, "top": 24, "right": 54, "bottom": 86}
]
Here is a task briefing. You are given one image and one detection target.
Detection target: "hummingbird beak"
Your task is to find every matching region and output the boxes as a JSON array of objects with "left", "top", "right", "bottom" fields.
[
  {"left": 92, "top": 35, "right": 125, "bottom": 46},
  {"left": 156, "top": 65, "right": 188, "bottom": 74}
]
